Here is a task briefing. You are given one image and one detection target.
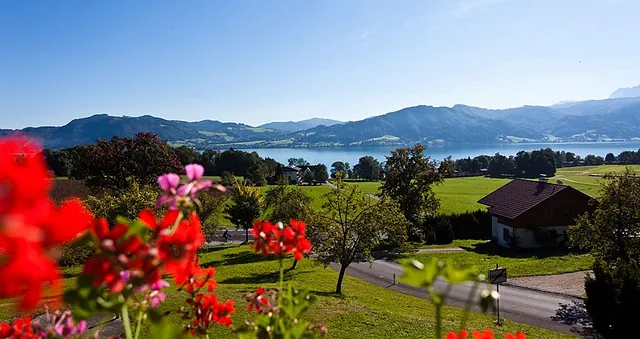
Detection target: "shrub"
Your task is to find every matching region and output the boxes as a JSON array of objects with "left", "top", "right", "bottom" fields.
[
  {"left": 57, "top": 244, "right": 95, "bottom": 267},
  {"left": 434, "top": 219, "right": 454, "bottom": 244},
  {"left": 196, "top": 190, "right": 228, "bottom": 240},
  {"left": 84, "top": 182, "right": 159, "bottom": 224},
  {"left": 585, "top": 259, "right": 640, "bottom": 338}
]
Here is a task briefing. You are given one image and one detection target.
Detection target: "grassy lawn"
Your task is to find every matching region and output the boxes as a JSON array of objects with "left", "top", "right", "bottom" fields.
[
  {"left": 397, "top": 242, "right": 593, "bottom": 278},
  {"left": 0, "top": 246, "right": 574, "bottom": 338}
]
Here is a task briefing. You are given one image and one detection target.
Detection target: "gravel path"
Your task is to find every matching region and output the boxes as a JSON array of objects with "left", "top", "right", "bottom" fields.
[{"left": 506, "top": 270, "right": 591, "bottom": 298}]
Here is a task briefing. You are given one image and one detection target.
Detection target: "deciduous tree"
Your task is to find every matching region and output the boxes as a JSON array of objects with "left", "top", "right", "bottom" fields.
[
  {"left": 224, "top": 184, "right": 263, "bottom": 242},
  {"left": 308, "top": 177, "right": 407, "bottom": 294},
  {"left": 381, "top": 144, "right": 443, "bottom": 230}
]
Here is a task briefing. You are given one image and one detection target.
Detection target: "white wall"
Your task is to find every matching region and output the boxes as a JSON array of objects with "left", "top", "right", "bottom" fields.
[{"left": 492, "top": 215, "right": 569, "bottom": 248}]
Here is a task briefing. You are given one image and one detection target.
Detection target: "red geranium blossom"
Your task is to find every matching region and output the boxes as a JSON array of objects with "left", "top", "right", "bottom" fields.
[
  {"left": 472, "top": 330, "right": 495, "bottom": 339},
  {"left": 187, "top": 293, "right": 235, "bottom": 331},
  {"left": 0, "top": 136, "right": 93, "bottom": 311},
  {"left": 251, "top": 220, "right": 312, "bottom": 260},
  {"left": 0, "top": 316, "right": 37, "bottom": 338},
  {"left": 446, "top": 329, "right": 469, "bottom": 339},
  {"left": 505, "top": 332, "right": 526, "bottom": 339}
]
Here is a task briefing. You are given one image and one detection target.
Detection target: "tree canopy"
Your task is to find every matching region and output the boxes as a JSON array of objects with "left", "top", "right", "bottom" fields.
[
  {"left": 308, "top": 177, "right": 407, "bottom": 294},
  {"left": 380, "top": 144, "right": 443, "bottom": 229},
  {"left": 224, "top": 184, "right": 263, "bottom": 242}
]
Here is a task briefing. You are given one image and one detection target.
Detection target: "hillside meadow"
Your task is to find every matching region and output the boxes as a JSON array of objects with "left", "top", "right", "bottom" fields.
[{"left": 0, "top": 246, "right": 575, "bottom": 338}]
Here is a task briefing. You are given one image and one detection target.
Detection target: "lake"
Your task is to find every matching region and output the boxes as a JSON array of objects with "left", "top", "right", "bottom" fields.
[{"left": 240, "top": 142, "right": 640, "bottom": 166}]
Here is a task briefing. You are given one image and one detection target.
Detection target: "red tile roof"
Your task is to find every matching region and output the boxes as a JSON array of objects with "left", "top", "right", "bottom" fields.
[{"left": 478, "top": 179, "right": 576, "bottom": 219}]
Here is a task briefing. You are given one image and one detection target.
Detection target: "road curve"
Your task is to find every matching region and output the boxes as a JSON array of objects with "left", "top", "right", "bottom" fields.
[{"left": 332, "top": 260, "right": 594, "bottom": 337}]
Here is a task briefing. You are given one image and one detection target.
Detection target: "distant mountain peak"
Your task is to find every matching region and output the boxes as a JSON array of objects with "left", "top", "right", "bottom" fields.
[{"left": 609, "top": 85, "right": 640, "bottom": 99}]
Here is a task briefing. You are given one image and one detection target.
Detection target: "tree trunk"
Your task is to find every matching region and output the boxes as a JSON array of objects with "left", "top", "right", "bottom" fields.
[
  {"left": 289, "top": 259, "right": 298, "bottom": 270},
  {"left": 336, "top": 264, "right": 348, "bottom": 294},
  {"left": 245, "top": 228, "right": 249, "bottom": 243}
]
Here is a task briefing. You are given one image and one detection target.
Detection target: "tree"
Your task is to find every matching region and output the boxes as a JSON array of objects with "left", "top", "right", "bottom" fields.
[
  {"left": 565, "top": 152, "right": 576, "bottom": 163},
  {"left": 173, "top": 146, "right": 201, "bottom": 166},
  {"left": 196, "top": 190, "right": 229, "bottom": 241},
  {"left": 308, "top": 177, "right": 407, "bottom": 294},
  {"left": 201, "top": 149, "right": 218, "bottom": 176},
  {"left": 42, "top": 149, "right": 71, "bottom": 177},
  {"left": 76, "top": 133, "right": 182, "bottom": 192},
  {"left": 351, "top": 164, "right": 362, "bottom": 179},
  {"left": 488, "top": 153, "right": 515, "bottom": 177},
  {"left": 605, "top": 152, "right": 616, "bottom": 164},
  {"left": 301, "top": 168, "right": 314, "bottom": 185},
  {"left": 312, "top": 164, "right": 329, "bottom": 184},
  {"left": 570, "top": 168, "right": 640, "bottom": 262},
  {"left": 381, "top": 144, "right": 443, "bottom": 231},
  {"left": 288, "top": 157, "right": 309, "bottom": 167},
  {"left": 437, "top": 156, "right": 455, "bottom": 178},
  {"left": 357, "top": 156, "right": 382, "bottom": 181},
  {"left": 224, "top": 184, "right": 263, "bottom": 242},
  {"left": 330, "top": 161, "right": 346, "bottom": 178},
  {"left": 220, "top": 171, "right": 235, "bottom": 186},
  {"left": 570, "top": 168, "right": 640, "bottom": 337}
]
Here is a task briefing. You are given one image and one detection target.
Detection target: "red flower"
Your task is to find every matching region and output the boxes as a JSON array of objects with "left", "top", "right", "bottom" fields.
[
  {"left": 446, "top": 330, "right": 469, "bottom": 339},
  {"left": 472, "top": 330, "right": 494, "bottom": 339},
  {"left": 251, "top": 220, "right": 278, "bottom": 257},
  {"left": 0, "top": 137, "right": 92, "bottom": 311},
  {"left": 186, "top": 266, "right": 217, "bottom": 294},
  {"left": 158, "top": 212, "right": 205, "bottom": 285},
  {"left": 246, "top": 286, "right": 273, "bottom": 313},
  {"left": 283, "top": 219, "right": 312, "bottom": 260},
  {"left": 505, "top": 332, "right": 526, "bottom": 339},
  {"left": 0, "top": 316, "right": 37, "bottom": 338},
  {"left": 138, "top": 209, "right": 179, "bottom": 233},
  {"left": 188, "top": 294, "right": 235, "bottom": 331},
  {"left": 251, "top": 220, "right": 312, "bottom": 260}
]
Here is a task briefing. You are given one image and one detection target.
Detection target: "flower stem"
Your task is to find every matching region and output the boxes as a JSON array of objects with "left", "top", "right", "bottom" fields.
[
  {"left": 134, "top": 309, "right": 144, "bottom": 339},
  {"left": 279, "top": 258, "right": 284, "bottom": 293},
  {"left": 435, "top": 303, "right": 442, "bottom": 339},
  {"left": 459, "top": 281, "right": 479, "bottom": 332},
  {"left": 121, "top": 305, "right": 133, "bottom": 339}
]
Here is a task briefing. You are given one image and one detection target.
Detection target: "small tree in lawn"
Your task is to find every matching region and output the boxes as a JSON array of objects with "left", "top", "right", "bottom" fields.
[
  {"left": 381, "top": 144, "right": 443, "bottom": 237},
  {"left": 224, "top": 183, "right": 263, "bottom": 243},
  {"left": 312, "top": 164, "right": 329, "bottom": 184},
  {"left": 308, "top": 175, "right": 407, "bottom": 294}
]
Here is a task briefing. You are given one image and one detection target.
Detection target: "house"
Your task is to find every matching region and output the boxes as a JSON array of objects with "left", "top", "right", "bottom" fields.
[
  {"left": 281, "top": 165, "right": 301, "bottom": 184},
  {"left": 478, "top": 178, "right": 592, "bottom": 248}
]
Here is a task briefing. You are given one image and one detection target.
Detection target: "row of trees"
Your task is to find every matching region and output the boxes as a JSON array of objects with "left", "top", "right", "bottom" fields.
[
  {"left": 42, "top": 135, "right": 331, "bottom": 190},
  {"left": 330, "top": 156, "right": 384, "bottom": 181}
]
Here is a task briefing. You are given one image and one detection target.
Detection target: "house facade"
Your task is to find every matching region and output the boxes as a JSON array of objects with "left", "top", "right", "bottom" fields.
[
  {"left": 281, "top": 165, "right": 301, "bottom": 184},
  {"left": 479, "top": 179, "right": 592, "bottom": 248}
]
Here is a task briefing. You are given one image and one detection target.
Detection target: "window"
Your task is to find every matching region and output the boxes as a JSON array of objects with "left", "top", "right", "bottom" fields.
[{"left": 503, "top": 228, "right": 510, "bottom": 241}]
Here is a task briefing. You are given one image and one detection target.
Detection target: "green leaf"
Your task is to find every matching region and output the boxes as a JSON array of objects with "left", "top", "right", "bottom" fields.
[
  {"left": 399, "top": 258, "right": 441, "bottom": 288},
  {"left": 150, "top": 318, "right": 192, "bottom": 339},
  {"left": 279, "top": 285, "right": 316, "bottom": 320},
  {"left": 442, "top": 259, "right": 477, "bottom": 284}
]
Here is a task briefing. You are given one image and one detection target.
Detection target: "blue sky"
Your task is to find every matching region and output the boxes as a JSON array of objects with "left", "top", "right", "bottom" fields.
[{"left": 1, "top": 0, "right": 639, "bottom": 129}]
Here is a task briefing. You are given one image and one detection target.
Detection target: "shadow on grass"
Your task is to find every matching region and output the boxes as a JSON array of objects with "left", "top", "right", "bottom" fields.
[
  {"left": 198, "top": 245, "right": 236, "bottom": 254},
  {"left": 219, "top": 269, "right": 313, "bottom": 285},
  {"left": 62, "top": 271, "right": 81, "bottom": 279},
  {"left": 551, "top": 301, "right": 600, "bottom": 338},
  {"left": 201, "top": 251, "right": 272, "bottom": 268},
  {"left": 460, "top": 241, "right": 586, "bottom": 259},
  {"left": 310, "top": 290, "right": 345, "bottom": 299}
]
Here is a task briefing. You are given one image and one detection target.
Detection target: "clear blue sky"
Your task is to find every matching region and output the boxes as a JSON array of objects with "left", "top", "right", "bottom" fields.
[{"left": 1, "top": 0, "right": 639, "bottom": 129}]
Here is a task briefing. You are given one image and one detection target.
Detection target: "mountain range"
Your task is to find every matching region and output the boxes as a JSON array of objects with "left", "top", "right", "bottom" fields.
[
  {"left": 2, "top": 87, "right": 640, "bottom": 149},
  {"left": 258, "top": 118, "right": 343, "bottom": 132}
]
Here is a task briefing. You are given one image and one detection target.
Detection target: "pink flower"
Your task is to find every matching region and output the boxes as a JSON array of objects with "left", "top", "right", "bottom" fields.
[
  {"left": 157, "top": 173, "right": 180, "bottom": 191},
  {"left": 147, "top": 279, "right": 170, "bottom": 308},
  {"left": 185, "top": 164, "right": 204, "bottom": 181}
]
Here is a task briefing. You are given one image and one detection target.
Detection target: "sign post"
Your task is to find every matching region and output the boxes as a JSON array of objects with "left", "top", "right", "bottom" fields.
[{"left": 488, "top": 264, "right": 507, "bottom": 325}]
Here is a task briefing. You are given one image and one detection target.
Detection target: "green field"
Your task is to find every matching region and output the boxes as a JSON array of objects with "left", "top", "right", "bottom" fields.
[
  {"left": 0, "top": 246, "right": 574, "bottom": 338},
  {"left": 398, "top": 242, "right": 593, "bottom": 278},
  {"left": 345, "top": 165, "right": 640, "bottom": 215}
]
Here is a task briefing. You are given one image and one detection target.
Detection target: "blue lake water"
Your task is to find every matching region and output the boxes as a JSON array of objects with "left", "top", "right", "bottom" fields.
[{"left": 240, "top": 142, "right": 640, "bottom": 166}]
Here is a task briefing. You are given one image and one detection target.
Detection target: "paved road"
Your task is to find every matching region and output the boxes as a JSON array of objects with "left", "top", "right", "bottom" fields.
[
  {"left": 207, "top": 229, "right": 254, "bottom": 245},
  {"left": 332, "top": 259, "right": 595, "bottom": 337}
]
